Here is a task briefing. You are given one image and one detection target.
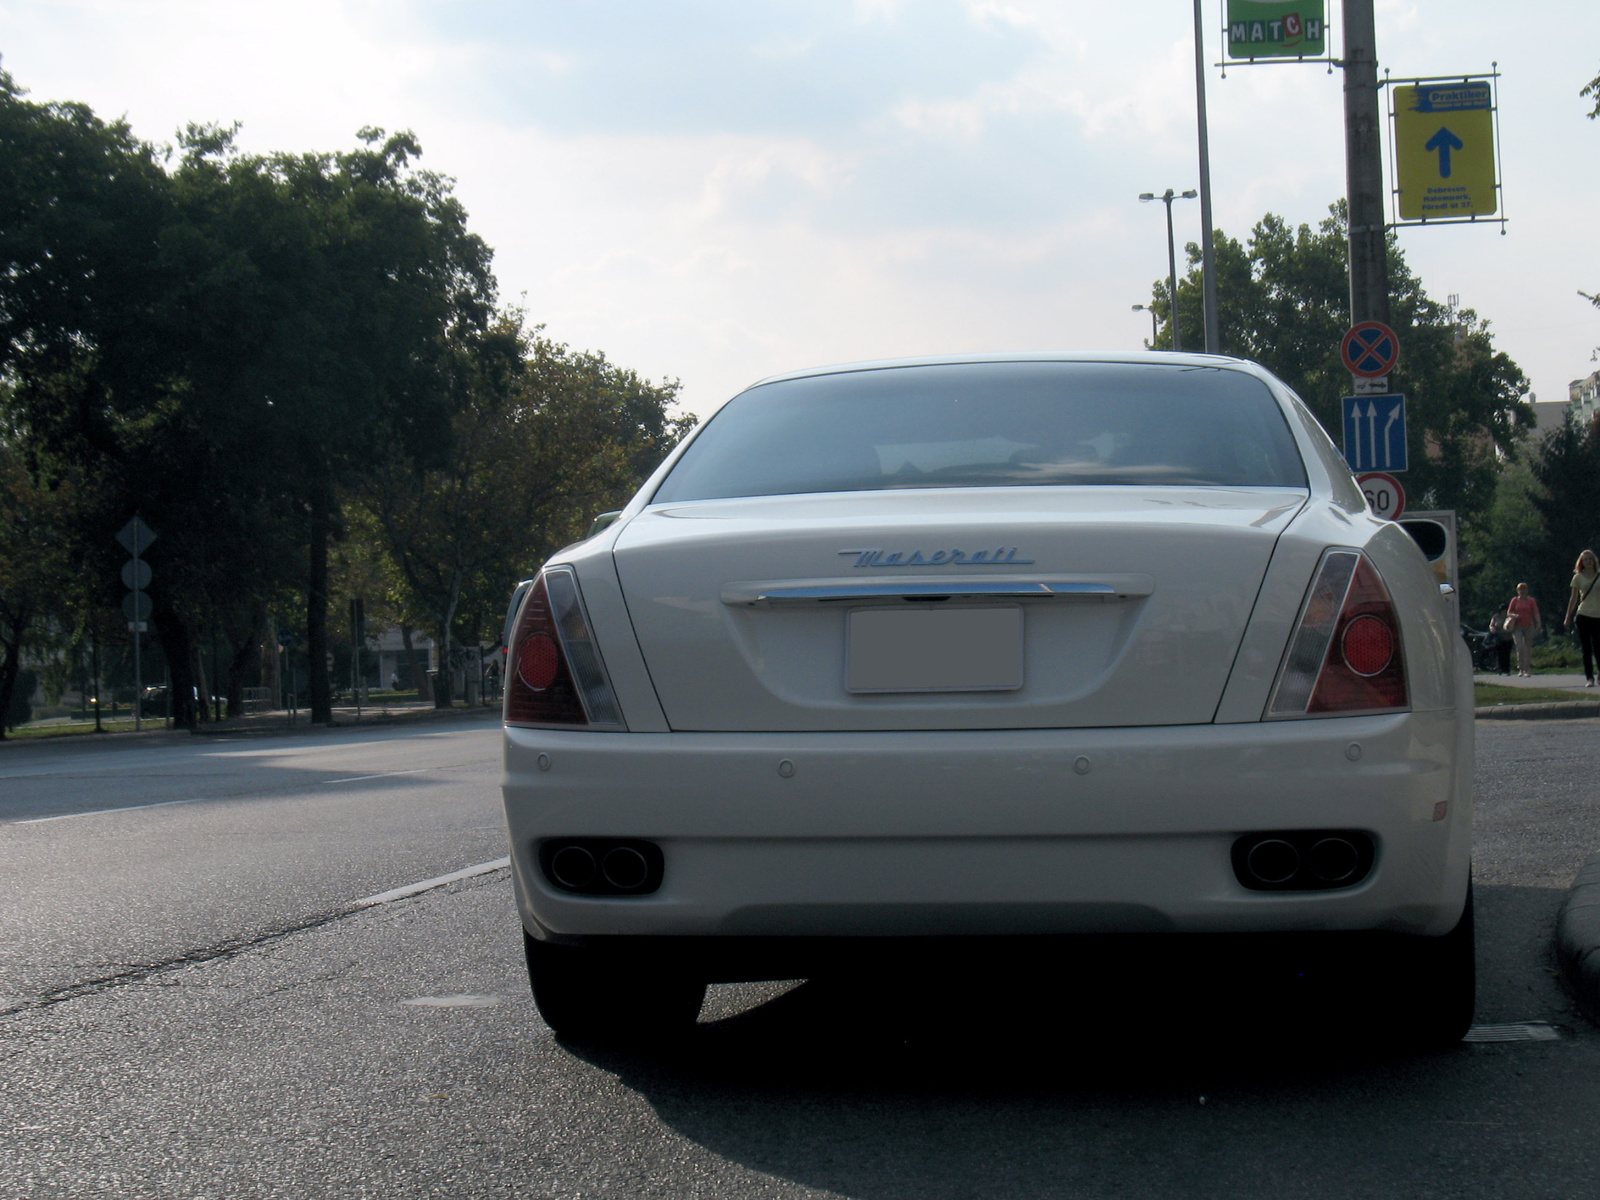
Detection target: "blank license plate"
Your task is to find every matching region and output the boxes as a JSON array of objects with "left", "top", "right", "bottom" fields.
[{"left": 846, "top": 606, "right": 1023, "bottom": 693}]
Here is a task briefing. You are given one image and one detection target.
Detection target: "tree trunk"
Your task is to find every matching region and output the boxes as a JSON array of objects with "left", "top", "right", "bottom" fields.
[
  {"left": 307, "top": 484, "right": 333, "bottom": 724},
  {"left": 0, "top": 617, "right": 27, "bottom": 741},
  {"left": 153, "top": 609, "right": 199, "bottom": 729},
  {"left": 220, "top": 604, "right": 264, "bottom": 718},
  {"left": 433, "top": 626, "right": 454, "bottom": 709},
  {"left": 192, "top": 645, "right": 211, "bottom": 723}
]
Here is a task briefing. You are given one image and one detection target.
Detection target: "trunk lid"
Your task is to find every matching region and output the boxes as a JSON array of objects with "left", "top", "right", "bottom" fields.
[{"left": 612, "top": 487, "right": 1305, "bottom": 731}]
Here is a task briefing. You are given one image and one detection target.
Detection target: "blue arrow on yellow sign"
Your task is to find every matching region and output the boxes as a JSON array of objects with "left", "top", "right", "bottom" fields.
[{"left": 1394, "top": 80, "right": 1497, "bottom": 220}]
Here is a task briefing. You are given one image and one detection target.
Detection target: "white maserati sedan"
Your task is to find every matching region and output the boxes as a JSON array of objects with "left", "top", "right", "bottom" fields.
[{"left": 500, "top": 353, "right": 1474, "bottom": 1046}]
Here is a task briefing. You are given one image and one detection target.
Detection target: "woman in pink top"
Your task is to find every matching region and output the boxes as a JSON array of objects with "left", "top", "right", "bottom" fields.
[{"left": 1506, "top": 583, "right": 1542, "bottom": 677}]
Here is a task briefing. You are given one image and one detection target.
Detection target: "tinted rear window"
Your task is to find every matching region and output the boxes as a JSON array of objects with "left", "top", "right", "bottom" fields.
[{"left": 651, "top": 361, "right": 1308, "bottom": 502}]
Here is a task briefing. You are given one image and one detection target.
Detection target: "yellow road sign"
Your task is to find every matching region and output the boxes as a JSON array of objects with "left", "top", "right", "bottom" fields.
[{"left": 1394, "top": 80, "right": 1497, "bottom": 220}]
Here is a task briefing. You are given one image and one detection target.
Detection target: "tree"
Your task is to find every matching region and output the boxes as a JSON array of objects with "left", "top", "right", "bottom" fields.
[
  {"left": 358, "top": 325, "right": 691, "bottom": 706},
  {"left": 1583, "top": 67, "right": 1600, "bottom": 119},
  {"left": 1529, "top": 413, "right": 1600, "bottom": 613},
  {"left": 1153, "top": 203, "right": 1531, "bottom": 524},
  {"left": 1459, "top": 455, "right": 1546, "bottom": 625},
  {"left": 161, "top": 126, "right": 498, "bottom": 723},
  {"left": 0, "top": 441, "right": 76, "bottom": 738}
]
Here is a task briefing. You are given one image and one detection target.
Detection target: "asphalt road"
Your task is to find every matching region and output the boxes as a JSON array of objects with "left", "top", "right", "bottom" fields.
[
  {"left": 0, "top": 718, "right": 506, "bottom": 1011},
  {"left": 3, "top": 717, "right": 1599, "bottom": 1198}
]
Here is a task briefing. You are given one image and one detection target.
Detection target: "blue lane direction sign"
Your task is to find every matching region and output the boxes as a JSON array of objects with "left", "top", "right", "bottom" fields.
[{"left": 1342, "top": 394, "right": 1408, "bottom": 473}]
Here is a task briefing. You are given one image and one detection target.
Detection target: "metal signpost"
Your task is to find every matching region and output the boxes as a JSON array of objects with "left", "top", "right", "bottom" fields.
[
  {"left": 1340, "top": 318, "right": 1407, "bottom": 476},
  {"left": 278, "top": 627, "right": 297, "bottom": 725},
  {"left": 115, "top": 517, "right": 156, "bottom": 732},
  {"left": 1392, "top": 77, "right": 1500, "bottom": 223},
  {"left": 349, "top": 597, "right": 366, "bottom": 719}
]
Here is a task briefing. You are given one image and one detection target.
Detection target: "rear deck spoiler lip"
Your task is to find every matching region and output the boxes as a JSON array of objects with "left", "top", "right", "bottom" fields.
[{"left": 720, "top": 574, "right": 1155, "bottom": 607}]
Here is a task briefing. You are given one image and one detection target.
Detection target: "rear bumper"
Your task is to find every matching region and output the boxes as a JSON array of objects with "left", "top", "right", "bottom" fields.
[{"left": 501, "top": 711, "right": 1472, "bottom": 942}]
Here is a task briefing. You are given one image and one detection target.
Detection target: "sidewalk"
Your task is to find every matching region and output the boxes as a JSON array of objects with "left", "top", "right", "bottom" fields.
[
  {"left": 2, "top": 699, "right": 500, "bottom": 747},
  {"left": 1473, "top": 672, "right": 1594, "bottom": 691},
  {"left": 1474, "top": 671, "right": 1600, "bottom": 721}
]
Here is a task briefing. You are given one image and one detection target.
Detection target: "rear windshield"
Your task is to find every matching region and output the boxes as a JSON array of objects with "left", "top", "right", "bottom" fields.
[{"left": 651, "top": 361, "right": 1308, "bottom": 503}]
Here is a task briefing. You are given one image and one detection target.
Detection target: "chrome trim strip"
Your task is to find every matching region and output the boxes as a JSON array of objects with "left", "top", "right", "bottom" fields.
[{"left": 720, "top": 575, "right": 1153, "bottom": 607}]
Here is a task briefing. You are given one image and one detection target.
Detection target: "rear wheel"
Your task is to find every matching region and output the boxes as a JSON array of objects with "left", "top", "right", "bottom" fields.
[
  {"left": 523, "top": 931, "right": 705, "bottom": 1045},
  {"left": 1381, "top": 882, "right": 1476, "bottom": 1049}
]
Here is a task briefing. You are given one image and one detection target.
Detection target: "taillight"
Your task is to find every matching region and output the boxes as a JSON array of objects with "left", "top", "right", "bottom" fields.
[
  {"left": 504, "top": 568, "right": 623, "bottom": 728},
  {"left": 1268, "top": 550, "right": 1408, "bottom": 718}
]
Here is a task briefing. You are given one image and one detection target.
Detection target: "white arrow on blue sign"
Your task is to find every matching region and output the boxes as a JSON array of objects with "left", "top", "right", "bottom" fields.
[{"left": 1342, "top": 393, "right": 1408, "bottom": 473}]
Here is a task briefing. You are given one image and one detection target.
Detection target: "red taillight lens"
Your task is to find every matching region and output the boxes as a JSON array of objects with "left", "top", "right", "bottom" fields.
[
  {"left": 504, "top": 575, "right": 588, "bottom": 727},
  {"left": 1340, "top": 614, "right": 1393, "bottom": 676},
  {"left": 518, "top": 633, "right": 561, "bottom": 690},
  {"left": 1270, "top": 551, "right": 1408, "bottom": 717}
]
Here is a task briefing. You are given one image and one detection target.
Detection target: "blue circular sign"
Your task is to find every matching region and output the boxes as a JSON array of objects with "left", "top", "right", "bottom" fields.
[{"left": 1341, "top": 321, "right": 1400, "bottom": 378}]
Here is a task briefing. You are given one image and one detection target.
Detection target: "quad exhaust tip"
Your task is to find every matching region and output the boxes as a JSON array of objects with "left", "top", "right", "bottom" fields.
[
  {"left": 1232, "top": 830, "right": 1374, "bottom": 891},
  {"left": 541, "top": 838, "right": 664, "bottom": 896}
]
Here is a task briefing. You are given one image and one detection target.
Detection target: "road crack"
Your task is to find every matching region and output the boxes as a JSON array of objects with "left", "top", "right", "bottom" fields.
[{"left": 0, "top": 906, "right": 360, "bottom": 1020}]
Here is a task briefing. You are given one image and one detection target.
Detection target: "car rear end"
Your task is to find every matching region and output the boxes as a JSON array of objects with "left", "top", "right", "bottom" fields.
[{"left": 499, "top": 354, "right": 1473, "bottom": 1042}]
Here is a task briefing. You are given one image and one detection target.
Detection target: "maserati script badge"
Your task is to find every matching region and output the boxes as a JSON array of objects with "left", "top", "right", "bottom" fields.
[{"left": 838, "top": 547, "right": 1034, "bottom": 568}]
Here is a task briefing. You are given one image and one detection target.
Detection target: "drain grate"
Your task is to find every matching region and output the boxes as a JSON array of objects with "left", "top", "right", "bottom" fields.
[{"left": 1461, "top": 1022, "right": 1560, "bottom": 1043}]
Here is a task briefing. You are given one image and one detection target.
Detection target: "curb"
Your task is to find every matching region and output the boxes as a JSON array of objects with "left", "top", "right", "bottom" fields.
[
  {"left": 1475, "top": 701, "right": 1600, "bottom": 721},
  {"left": 1556, "top": 852, "right": 1600, "bottom": 1026}
]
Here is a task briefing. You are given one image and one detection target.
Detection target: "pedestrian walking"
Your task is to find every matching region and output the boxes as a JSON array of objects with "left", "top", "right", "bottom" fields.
[
  {"left": 1563, "top": 549, "right": 1600, "bottom": 687},
  {"left": 1506, "top": 582, "right": 1542, "bottom": 677}
]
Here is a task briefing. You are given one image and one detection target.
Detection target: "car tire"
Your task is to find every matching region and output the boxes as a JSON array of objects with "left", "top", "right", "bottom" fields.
[
  {"left": 523, "top": 931, "right": 705, "bottom": 1044},
  {"left": 1384, "top": 881, "right": 1476, "bottom": 1050}
]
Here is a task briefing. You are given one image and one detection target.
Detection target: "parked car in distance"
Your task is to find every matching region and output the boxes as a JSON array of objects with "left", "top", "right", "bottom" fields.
[{"left": 500, "top": 353, "right": 1475, "bottom": 1047}]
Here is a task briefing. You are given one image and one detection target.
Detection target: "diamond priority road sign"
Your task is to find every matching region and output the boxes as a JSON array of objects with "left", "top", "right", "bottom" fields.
[
  {"left": 1394, "top": 79, "right": 1498, "bottom": 221},
  {"left": 1343, "top": 394, "right": 1408, "bottom": 474}
]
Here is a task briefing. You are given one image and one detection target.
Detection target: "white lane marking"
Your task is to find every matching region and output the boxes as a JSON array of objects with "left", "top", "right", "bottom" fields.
[
  {"left": 351, "top": 857, "right": 511, "bottom": 908},
  {"left": 400, "top": 994, "right": 502, "bottom": 1007},
  {"left": 12, "top": 798, "right": 202, "bottom": 825},
  {"left": 321, "top": 769, "right": 427, "bottom": 784}
]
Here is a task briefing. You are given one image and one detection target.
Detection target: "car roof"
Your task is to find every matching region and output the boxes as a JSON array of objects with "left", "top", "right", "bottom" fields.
[{"left": 747, "top": 351, "right": 1264, "bottom": 389}]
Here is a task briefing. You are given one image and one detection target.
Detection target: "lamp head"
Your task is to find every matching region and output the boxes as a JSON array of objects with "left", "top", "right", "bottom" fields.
[
  {"left": 1181, "top": 189, "right": 1198, "bottom": 199},
  {"left": 1138, "top": 193, "right": 1154, "bottom": 202}
]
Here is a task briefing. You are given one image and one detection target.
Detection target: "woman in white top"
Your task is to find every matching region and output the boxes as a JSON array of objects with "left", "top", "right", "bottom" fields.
[{"left": 1563, "top": 549, "right": 1600, "bottom": 687}]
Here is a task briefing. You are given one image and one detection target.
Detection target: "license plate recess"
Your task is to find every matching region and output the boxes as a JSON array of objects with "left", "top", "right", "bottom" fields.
[{"left": 846, "top": 606, "right": 1023, "bottom": 693}]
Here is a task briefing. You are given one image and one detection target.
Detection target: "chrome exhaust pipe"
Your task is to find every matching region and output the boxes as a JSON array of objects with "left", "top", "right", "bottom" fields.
[{"left": 1244, "top": 838, "right": 1301, "bottom": 886}]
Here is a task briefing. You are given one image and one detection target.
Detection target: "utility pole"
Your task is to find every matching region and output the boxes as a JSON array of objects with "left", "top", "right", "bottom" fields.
[
  {"left": 1192, "top": 0, "right": 1219, "bottom": 353},
  {"left": 1343, "top": 0, "right": 1390, "bottom": 327}
]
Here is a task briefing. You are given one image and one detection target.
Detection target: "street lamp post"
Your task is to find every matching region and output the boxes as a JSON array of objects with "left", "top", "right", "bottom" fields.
[
  {"left": 1139, "top": 189, "right": 1197, "bottom": 352},
  {"left": 1131, "top": 303, "right": 1158, "bottom": 347}
]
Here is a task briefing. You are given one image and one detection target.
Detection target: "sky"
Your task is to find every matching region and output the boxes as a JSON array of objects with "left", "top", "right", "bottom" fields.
[{"left": 2, "top": 0, "right": 1597, "bottom": 419}]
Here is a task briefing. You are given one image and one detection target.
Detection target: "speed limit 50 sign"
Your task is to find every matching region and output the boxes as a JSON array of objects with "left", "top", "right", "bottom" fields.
[{"left": 1357, "top": 472, "right": 1406, "bottom": 521}]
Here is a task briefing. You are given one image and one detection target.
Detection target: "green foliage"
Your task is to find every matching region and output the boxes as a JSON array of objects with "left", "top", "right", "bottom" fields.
[
  {"left": 1584, "top": 67, "right": 1600, "bottom": 119},
  {"left": 1153, "top": 202, "right": 1531, "bottom": 524},
  {"left": 0, "top": 441, "right": 77, "bottom": 739},
  {"left": 1530, "top": 413, "right": 1600, "bottom": 616},
  {"left": 0, "top": 63, "right": 504, "bottom": 724},
  {"left": 354, "top": 320, "right": 692, "bottom": 702},
  {"left": 1459, "top": 457, "right": 1545, "bottom": 626}
]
